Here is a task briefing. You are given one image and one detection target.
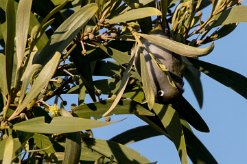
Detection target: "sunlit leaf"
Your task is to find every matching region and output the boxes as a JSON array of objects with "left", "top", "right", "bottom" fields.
[
  {"left": 102, "top": 55, "right": 135, "bottom": 117},
  {"left": 16, "top": 0, "right": 32, "bottom": 69},
  {"left": 138, "top": 33, "right": 214, "bottom": 57},
  {"left": 107, "top": 7, "right": 161, "bottom": 24},
  {"left": 213, "top": 6, "right": 247, "bottom": 27},
  {"left": 13, "top": 116, "right": 112, "bottom": 134},
  {"left": 33, "top": 3, "right": 98, "bottom": 64},
  {"left": 190, "top": 58, "right": 247, "bottom": 99},
  {"left": 60, "top": 108, "right": 81, "bottom": 164},
  {"left": 33, "top": 133, "right": 56, "bottom": 154},
  {"left": 74, "top": 99, "right": 154, "bottom": 119},
  {"left": 19, "top": 52, "right": 41, "bottom": 104},
  {"left": 96, "top": 43, "right": 130, "bottom": 65},
  {"left": 88, "top": 138, "right": 150, "bottom": 163},
  {"left": 2, "top": 136, "right": 21, "bottom": 163},
  {"left": 140, "top": 52, "right": 155, "bottom": 109},
  {"left": 182, "top": 121, "right": 217, "bottom": 163},
  {"left": 0, "top": 53, "right": 8, "bottom": 96},
  {"left": 8, "top": 52, "right": 61, "bottom": 121},
  {"left": 153, "top": 103, "right": 188, "bottom": 164}
]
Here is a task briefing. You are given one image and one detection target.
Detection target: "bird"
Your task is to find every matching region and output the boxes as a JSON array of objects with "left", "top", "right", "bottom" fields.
[{"left": 134, "top": 30, "right": 184, "bottom": 104}]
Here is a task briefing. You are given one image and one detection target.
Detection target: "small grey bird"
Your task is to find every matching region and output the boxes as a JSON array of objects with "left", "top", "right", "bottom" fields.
[{"left": 134, "top": 31, "right": 184, "bottom": 104}]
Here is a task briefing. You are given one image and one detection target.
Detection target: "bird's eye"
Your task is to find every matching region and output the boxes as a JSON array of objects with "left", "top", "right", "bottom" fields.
[{"left": 157, "top": 90, "right": 165, "bottom": 97}]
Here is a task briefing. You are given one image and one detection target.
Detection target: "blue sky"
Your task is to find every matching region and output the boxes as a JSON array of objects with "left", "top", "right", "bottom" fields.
[{"left": 92, "top": 4, "right": 247, "bottom": 164}]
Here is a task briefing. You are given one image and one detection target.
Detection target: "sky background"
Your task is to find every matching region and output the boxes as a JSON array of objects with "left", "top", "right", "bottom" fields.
[{"left": 91, "top": 2, "right": 247, "bottom": 164}]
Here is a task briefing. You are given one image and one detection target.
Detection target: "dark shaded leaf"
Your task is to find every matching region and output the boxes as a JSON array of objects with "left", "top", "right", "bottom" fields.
[
  {"left": 190, "top": 58, "right": 247, "bottom": 100},
  {"left": 172, "top": 96, "right": 209, "bottom": 132},
  {"left": 110, "top": 125, "right": 160, "bottom": 144},
  {"left": 184, "top": 62, "right": 203, "bottom": 108},
  {"left": 88, "top": 138, "right": 150, "bottom": 163}
]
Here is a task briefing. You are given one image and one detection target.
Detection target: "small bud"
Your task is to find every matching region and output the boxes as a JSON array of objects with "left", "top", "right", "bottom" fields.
[{"left": 88, "top": 33, "right": 94, "bottom": 40}]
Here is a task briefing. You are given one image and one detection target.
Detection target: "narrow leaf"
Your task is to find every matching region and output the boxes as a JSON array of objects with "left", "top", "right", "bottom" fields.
[
  {"left": 102, "top": 55, "right": 135, "bottom": 117},
  {"left": 89, "top": 138, "right": 150, "bottom": 163},
  {"left": 33, "top": 3, "right": 98, "bottom": 65},
  {"left": 153, "top": 103, "right": 188, "bottom": 164},
  {"left": 107, "top": 7, "right": 161, "bottom": 24},
  {"left": 5, "top": 0, "right": 16, "bottom": 91},
  {"left": 184, "top": 62, "right": 203, "bottom": 108},
  {"left": 96, "top": 43, "right": 130, "bottom": 65},
  {"left": 140, "top": 52, "right": 155, "bottom": 109},
  {"left": 172, "top": 96, "right": 209, "bottom": 132},
  {"left": 182, "top": 121, "right": 217, "bottom": 163},
  {"left": 8, "top": 52, "right": 61, "bottom": 121},
  {"left": 13, "top": 116, "right": 112, "bottom": 134},
  {"left": 33, "top": 134, "right": 56, "bottom": 154},
  {"left": 213, "top": 6, "right": 247, "bottom": 27},
  {"left": 74, "top": 99, "right": 154, "bottom": 119},
  {"left": 16, "top": 0, "right": 32, "bottom": 69},
  {"left": 138, "top": 33, "right": 214, "bottom": 57},
  {"left": 110, "top": 125, "right": 161, "bottom": 144},
  {"left": 3, "top": 135, "right": 14, "bottom": 163},
  {"left": 190, "top": 58, "right": 247, "bottom": 99},
  {"left": 0, "top": 53, "right": 8, "bottom": 96}
]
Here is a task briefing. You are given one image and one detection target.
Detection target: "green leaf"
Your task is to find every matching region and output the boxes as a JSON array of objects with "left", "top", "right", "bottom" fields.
[
  {"left": 33, "top": 3, "right": 98, "bottom": 64},
  {"left": 0, "top": 53, "right": 8, "bottom": 96},
  {"left": 213, "top": 6, "right": 247, "bottom": 27},
  {"left": 182, "top": 121, "right": 217, "bottom": 164},
  {"left": 172, "top": 96, "right": 209, "bottom": 132},
  {"left": 110, "top": 125, "right": 161, "bottom": 144},
  {"left": 80, "top": 142, "right": 103, "bottom": 162},
  {"left": 19, "top": 50, "right": 41, "bottom": 104},
  {"left": 138, "top": 33, "right": 214, "bottom": 57},
  {"left": 88, "top": 138, "right": 150, "bottom": 163},
  {"left": 60, "top": 109, "right": 81, "bottom": 164},
  {"left": 152, "top": 103, "right": 188, "bottom": 164},
  {"left": 111, "top": 124, "right": 217, "bottom": 164},
  {"left": 190, "top": 58, "right": 247, "bottom": 100},
  {"left": 33, "top": 133, "right": 56, "bottom": 154},
  {"left": 74, "top": 99, "right": 154, "bottom": 119},
  {"left": 29, "top": 12, "right": 49, "bottom": 50},
  {"left": 140, "top": 52, "right": 155, "bottom": 109},
  {"left": 8, "top": 52, "right": 61, "bottom": 121},
  {"left": 96, "top": 43, "right": 130, "bottom": 65},
  {"left": 4, "top": 0, "right": 16, "bottom": 91},
  {"left": 16, "top": 0, "right": 32, "bottom": 69},
  {"left": 2, "top": 135, "right": 21, "bottom": 163},
  {"left": 184, "top": 61, "right": 203, "bottom": 108},
  {"left": 107, "top": 7, "right": 161, "bottom": 24},
  {"left": 13, "top": 116, "right": 112, "bottom": 134},
  {"left": 70, "top": 45, "right": 97, "bottom": 102},
  {"left": 3, "top": 135, "right": 14, "bottom": 163},
  {"left": 102, "top": 55, "right": 135, "bottom": 117},
  {"left": 202, "top": 24, "right": 237, "bottom": 44}
]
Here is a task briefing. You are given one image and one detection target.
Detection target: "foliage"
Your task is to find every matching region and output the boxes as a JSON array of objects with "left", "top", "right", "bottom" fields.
[{"left": 0, "top": 0, "right": 246, "bottom": 163}]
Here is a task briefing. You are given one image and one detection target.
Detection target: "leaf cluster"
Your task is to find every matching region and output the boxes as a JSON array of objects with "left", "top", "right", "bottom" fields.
[{"left": 0, "top": 0, "right": 246, "bottom": 163}]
